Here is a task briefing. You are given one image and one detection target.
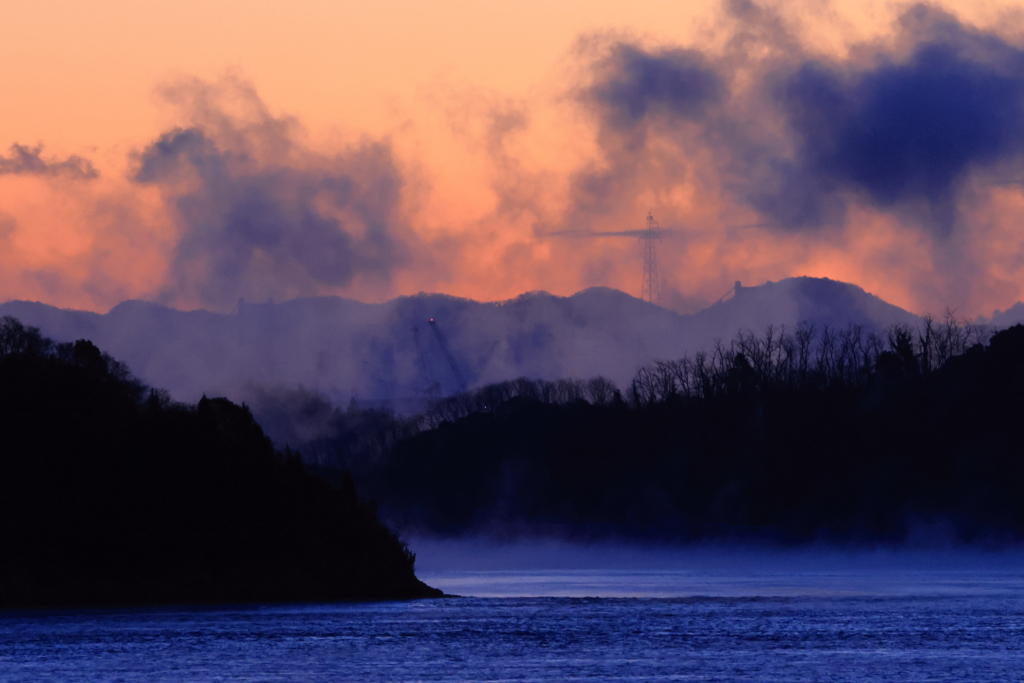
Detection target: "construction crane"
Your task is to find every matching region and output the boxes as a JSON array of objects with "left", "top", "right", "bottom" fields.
[
  {"left": 541, "top": 211, "right": 670, "bottom": 304},
  {"left": 640, "top": 212, "right": 661, "bottom": 304}
]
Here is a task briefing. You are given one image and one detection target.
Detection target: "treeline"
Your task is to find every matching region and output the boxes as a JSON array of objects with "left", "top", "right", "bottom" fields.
[
  {"left": 245, "top": 376, "right": 624, "bottom": 490},
  {"left": 0, "top": 316, "right": 440, "bottom": 608},
  {"left": 628, "top": 314, "right": 988, "bottom": 405},
  {"left": 320, "top": 316, "right": 1024, "bottom": 545},
  {"left": 420, "top": 376, "right": 621, "bottom": 428},
  {"left": 272, "top": 317, "right": 988, "bottom": 466},
  {"left": 413, "top": 315, "right": 987, "bottom": 420}
]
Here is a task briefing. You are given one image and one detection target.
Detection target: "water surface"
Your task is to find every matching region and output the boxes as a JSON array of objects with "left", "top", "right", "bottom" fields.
[{"left": 3, "top": 563, "right": 1023, "bottom": 682}]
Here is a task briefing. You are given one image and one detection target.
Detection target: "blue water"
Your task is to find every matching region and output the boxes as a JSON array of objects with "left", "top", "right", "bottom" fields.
[{"left": 3, "top": 564, "right": 1024, "bottom": 682}]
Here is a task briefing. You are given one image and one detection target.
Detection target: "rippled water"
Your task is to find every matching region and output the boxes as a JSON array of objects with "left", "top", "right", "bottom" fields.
[{"left": 3, "top": 565, "right": 1024, "bottom": 682}]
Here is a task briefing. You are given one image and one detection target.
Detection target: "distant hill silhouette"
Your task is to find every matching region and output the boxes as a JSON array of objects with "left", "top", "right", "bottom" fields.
[
  {"left": 688, "top": 278, "right": 919, "bottom": 347},
  {"left": 0, "top": 278, "right": 925, "bottom": 413},
  {"left": 988, "top": 302, "right": 1024, "bottom": 329}
]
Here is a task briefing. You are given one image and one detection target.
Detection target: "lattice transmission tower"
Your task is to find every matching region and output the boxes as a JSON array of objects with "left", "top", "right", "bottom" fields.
[{"left": 640, "top": 212, "right": 661, "bottom": 304}]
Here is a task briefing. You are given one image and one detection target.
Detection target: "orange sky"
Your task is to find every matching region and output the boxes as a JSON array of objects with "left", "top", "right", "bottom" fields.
[{"left": 3, "top": 0, "right": 1024, "bottom": 316}]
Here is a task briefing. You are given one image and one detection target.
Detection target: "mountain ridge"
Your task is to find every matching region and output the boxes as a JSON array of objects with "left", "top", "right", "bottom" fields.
[{"left": 0, "top": 277, "right": 956, "bottom": 407}]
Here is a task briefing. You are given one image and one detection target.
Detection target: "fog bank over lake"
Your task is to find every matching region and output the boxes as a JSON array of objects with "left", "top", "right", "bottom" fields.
[{"left": 409, "top": 537, "right": 1024, "bottom": 598}]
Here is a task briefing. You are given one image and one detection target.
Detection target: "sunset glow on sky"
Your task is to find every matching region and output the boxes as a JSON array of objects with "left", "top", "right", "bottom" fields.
[{"left": 3, "top": 0, "right": 1024, "bottom": 316}]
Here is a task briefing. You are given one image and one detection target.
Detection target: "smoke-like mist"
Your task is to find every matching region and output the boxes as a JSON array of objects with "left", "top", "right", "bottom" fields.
[
  {"left": 0, "top": 276, "right": 922, "bottom": 406},
  {"left": 409, "top": 537, "right": 1024, "bottom": 598},
  {"left": 134, "top": 78, "right": 420, "bottom": 310},
  {"left": 3, "top": 2, "right": 1024, "bottom": 316},
  {"left": 560, "top": 1, "right": 1024, "bottom": 313}
]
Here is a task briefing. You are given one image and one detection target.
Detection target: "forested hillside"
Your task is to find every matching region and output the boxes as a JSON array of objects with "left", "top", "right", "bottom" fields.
[
  {"left": 330, "top": 319, "right": 1024, "bottom": 545},
  {"left": 0, "top": 317, "right": 441, "bottom": 608}
]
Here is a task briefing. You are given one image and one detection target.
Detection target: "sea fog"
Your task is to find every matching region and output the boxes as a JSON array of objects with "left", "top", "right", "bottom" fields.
[{"left": 408, "top": 537, "right": 1024, "bottom": 598}]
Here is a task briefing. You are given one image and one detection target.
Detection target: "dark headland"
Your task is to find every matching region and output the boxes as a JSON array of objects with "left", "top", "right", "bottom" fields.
[{"left": 0, "top": 317, "right": 442, "bottom": 608}]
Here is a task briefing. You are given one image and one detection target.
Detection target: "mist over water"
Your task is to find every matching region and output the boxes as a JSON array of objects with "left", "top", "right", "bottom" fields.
[{"left": 409, "top": 537, "right": 1024, "bottom": 598}]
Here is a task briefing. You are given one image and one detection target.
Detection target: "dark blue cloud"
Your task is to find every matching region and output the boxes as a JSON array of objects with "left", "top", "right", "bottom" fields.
[
  {"left": 135, "top": 125, "right": 408, "bottom": 310},
  {"left": 0, "top": 144, "right": 98, "bottom": 180},
  {"left": 587, "top": 44, "right": 723, "bottom": 129},
  {"left": 565, "top": 44, "right": 722, "bottom": 217},
  {"left": 780, "top": 38, "right": 1024, "bottom": 231},
  {"left": 134, "top": 128, "right": 227, "bottom": 186},
  {"left": 579, "top": 4, "right": 1024, "bottom": 235}
]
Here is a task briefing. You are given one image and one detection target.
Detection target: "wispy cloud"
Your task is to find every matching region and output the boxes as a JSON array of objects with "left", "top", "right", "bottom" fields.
[
  {"left": 3, "top": 2, "right": 1024, "bottom": 317},
  {"left": 543, "top": 2, "right": 1024, "bottom": 313},
  {"left": 576, "top": 3, "right": 1024, "bottom": 235},
  {"left": 0, "top": 144, "right": 98, "bottom": 180},
  {"left": 133, "top": 77, "right": 419, "bottom": 310}
]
